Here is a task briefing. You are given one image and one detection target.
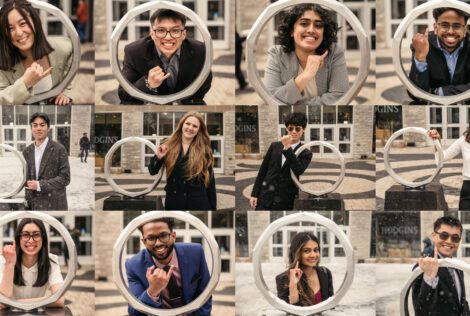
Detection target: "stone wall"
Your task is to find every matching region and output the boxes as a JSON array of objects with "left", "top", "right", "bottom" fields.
[
  {"left": 353, "top": 105, "right": 374, "bottom": 158},
  {"left": 349, "top": 211, "right": 372, "bottom": 260},
  {"left": 95, "top": 210, "right": 121, "bottom": 280},
  {"left": 71, "top": 106, "right": 93, "bottom": 158}
]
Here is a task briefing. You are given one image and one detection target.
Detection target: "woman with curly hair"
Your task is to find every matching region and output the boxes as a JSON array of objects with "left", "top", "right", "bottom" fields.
[
  {"left": 148, "top": 111, "right": 217, "bottom": 210},
  {"left": 276, "top": 232, "right": 333, "bottom": 306},
  {"left": 265, "top": 4, "right": 349, "bottom": 105},
  {"left": 0, "top": 0, "right": 73, "bottom": 105}
]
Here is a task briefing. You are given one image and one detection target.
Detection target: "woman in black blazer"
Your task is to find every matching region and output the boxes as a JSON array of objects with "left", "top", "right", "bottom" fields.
[
  {"left": 148, "top": 111, "right": 216, "bottom": 210},
  {"left": 276, "top": 232, "right": 333, "bottom": 306}
]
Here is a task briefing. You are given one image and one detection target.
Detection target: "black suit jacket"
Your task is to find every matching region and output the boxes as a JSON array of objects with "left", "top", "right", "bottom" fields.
[
  {"left": 412, "top": 253, "right": 470, "bottom": 316},
  {"left": 22, "top": 139, "right": 70, "bottom": 210},
  {"left": 409, "top": 31, "right": 470, "bottom": 104},
  {"left": 118, "top": 36, "right": 212, "bottom": 104},
  {"left": 251, "top": 142, "right": 312, "bottom": 210},
  {"left": 275, "top": 267, "right": 333, "bottom": 306}
]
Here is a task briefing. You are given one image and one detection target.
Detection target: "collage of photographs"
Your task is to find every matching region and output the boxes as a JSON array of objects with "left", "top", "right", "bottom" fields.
[{"left": 0, "top": 0, "right": 470, "bottom": 315}]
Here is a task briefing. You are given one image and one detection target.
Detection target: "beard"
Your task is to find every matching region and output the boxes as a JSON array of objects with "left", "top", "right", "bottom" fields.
[{"left": 149, "top": 242, "right": 175, "bottom": 262}]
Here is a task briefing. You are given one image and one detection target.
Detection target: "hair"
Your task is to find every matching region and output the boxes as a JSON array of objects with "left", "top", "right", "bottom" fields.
[
  {"left": 0, "top": 0, "right": 54, "bottom": 71},
  {"left": 284, "top": 112, "right": 307, "bottom": 128},
  {"left": 278, "top": 4, "right": 339, "bottom": 54},
  {"left": 433, "top": 7, "right": 470, "bottom": 23},
  {"left": 138, "top": 218, "right": 174, "bottom": 235},
  {"left": 286, "top": 232, "right": 321, "bottom": 306},
  {"left": 434, "top": 216, "right": 463, "bottom": 234},
  {"left": 29, "top": 112, "right": 50, "bottom": 127},
  {"left": 14, "top": 218, "right": 54, "bottom": 287},
  {"left": 162, "top": 111, "right": 214, "bottom": 187},
  {"left": 150, "top": 9, "right": 187, "bottom": 27},
  {"left": 464, "top": 124, "right": 470, "bottom": 143}
]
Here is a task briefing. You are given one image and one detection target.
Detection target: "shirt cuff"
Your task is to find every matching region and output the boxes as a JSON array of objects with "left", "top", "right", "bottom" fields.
[
  {"left": 414, "top": 57, "right": 428, "bottom": 72},
  {"left": 147, "top": 290, "right": 161, "bottom": 303},
  {"left": 423, "top": 274, "right": 439, "bottom": 289},
  {"left": 438, "top": 87, "right": 443, "bottom": 96},
  {"left": 37, "top": 181, "right": 41, "bottom": 192}
]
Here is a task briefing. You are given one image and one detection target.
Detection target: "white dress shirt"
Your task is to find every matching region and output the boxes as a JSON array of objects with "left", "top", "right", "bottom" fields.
[
  {"left": 423, "top": 252, "right": 462, "bottom": 302},
  {"left": 281, "top": 142, "right": 300, "bottom": 167},
  {"left": 436, "top": 136, "right": 470, "bottom": 180},
  {"left": 34, "top": 137, "right": 49, "bottom": 192}
]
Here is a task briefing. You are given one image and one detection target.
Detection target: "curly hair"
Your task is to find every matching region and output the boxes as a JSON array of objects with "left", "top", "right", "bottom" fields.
[{"left": 278, "top": 4, "right": 339, "bottom": 55}]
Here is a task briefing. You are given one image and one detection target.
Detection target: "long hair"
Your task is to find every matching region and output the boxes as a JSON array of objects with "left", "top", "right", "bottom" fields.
[
  {"left": 278, "top": 4, "right": 339, "bottom": 55},
  {"left": 286, "top": 232, "right": 321, "bottom": 306},
  {"left": 14, "top": 218, "right": 53, "bottom": 287},
  {"left": 465, "top": 124, "right": 470, "bottom": 143},
  {"left": 162, "top": 111, "right": 214, "bottom": 187},
  {"left": 0, "top": 0, "right": 54, "bottom": 71}
]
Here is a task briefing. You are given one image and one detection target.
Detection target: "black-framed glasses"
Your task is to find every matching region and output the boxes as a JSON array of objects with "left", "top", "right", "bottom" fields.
[
  {"left": 143, "top": 232, "right": 171, "bottom": 244},
  {"left": 437, "top": 22, "right": 467, "bottom": 32},
  {"left": 287, "top": 126, "right": 303, "bottom": 132},
  {"left": 153, "top": 28, "right": 185, "bottom": 39},
  {"left": 19, "top": 232, "right": 42, "bottom": 241},
  {"left": 434, "top": 231, "right": 461, "bottom": 243}
]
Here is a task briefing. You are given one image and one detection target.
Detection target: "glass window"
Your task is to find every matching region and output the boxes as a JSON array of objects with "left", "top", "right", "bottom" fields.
[
  {"left": 123, "top": 211, "right": 142, "bottom": 227},
  {"left": 308, "top": 106, "right": 321, "bottom": 124},
  {"left": 216, "top": 235, "right": 230, "bottom": 253},
  {"left": 211, "top": 140, "right": 221, "bottom": 155},
  {"left": 208, "top": 26, "right": 224, "bottom": 40},
  {"left": 3, "top": 221, "right": 16, "bottom": 238},
  {"left": 272, "top": 231, "right": 282, "bottom": 244},
  {"left": 461, "top": 212, "right": 470, "bottom": 224},
  {"left": 50, "top": 241, "right": 63, "bottom": 256},
  {"left": 221, "top": 259, "right": 230, "bottom": 272},
  {"left": 159, "top": 113, "right": 173, "bottom": 136},
  {"left": 430, "top": 108, "right": 442, "bottom": 124},
  {"left": 447, "top": 127, "right": 460, "bottom": 139},
  {"left": 447, "top": 107, "right": 459, "bottom": 124},
  {"left": 15, "top": 107, "right": 28, "bottom": 125},
  {"left": 391, "top": 0, "right": 406, "bottom": 19},
  {"left": 465, "top": 230, "right": 470, "bottom": 243},
  {"left": 75, "top": 216, "right": 92, "bottom": 237},
  {"left": 127, "top": 237, "right": 141, "bottom": 255},
  {"left": 112, "top": 1, "right": 127, "bottom": 21},
  {"left": 212, "top": 211, "right": 233, "bottom": 228},
  {"left": 77, "top": 241, "right": 92, "bottom": 256},
  {"left": 338, "top": 106, "right": 353, "bottom": 124},
  {"left": 2, "top": 107, "right": 14, "bottom": 125},
  {"left": 4, "top": 129, "right": 13, "bottom": 142},
  {"left": 189, "top": 211, "right": 208, "bottom": 225},
  {"left": 183, "top": 0, "right": 195, "bottom": 11},
  {"left": 339, "top": 144, "right": 350, "bottom": 153},
  {"left": 310, "top": 128, "right": 320, "bottom": 141},
  {"left": 323, "top": 106, "right": 336, "bottom": 124},
  {"left": 44, "top": 106, "right": 56, "bottom": 125},
  {"left": 273, "top": 247, "right": 283, "bottom": 257},
  {"left": 207, "top": 113, "right": 223, "bottom": 136},
  {"left": 47, "top": 22, "right": 62, "bottom": 36},
  {"left": 235, "top": 106, "right": 259, "bottom": 153},
  {"left": 324, "top": 128, "right": 334, "bottom": 141},
  {"left": 208, "top": 0, "right": 224, "bottom": 21},
  {"left": 95, "top": 113, "right": 122, "bottom": 167},
  {"left": 143, "top": 113, "right": 158, "bottom": 136},
  {"left": 339, "top": 128, "right": 351, "bottom": 141},
  {"left": 235, "top": 211, "right": 248, "bottom": 258}
]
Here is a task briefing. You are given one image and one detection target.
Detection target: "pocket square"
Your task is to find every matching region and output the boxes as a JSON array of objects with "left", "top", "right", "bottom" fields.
[{"left": 191, "top": 274, "right": 201, "bottom": 283}]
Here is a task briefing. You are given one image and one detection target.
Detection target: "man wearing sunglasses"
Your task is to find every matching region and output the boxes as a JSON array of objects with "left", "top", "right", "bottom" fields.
[
  {"left": 412, "top": 216, "right": 470, "bottom": 316},
  {"left": 125, "top": 218, "right": 211, "bottom": 315},
  {"left": 118, "top": 9, "right": 212, "bottom": 105},
  {"left": 250, "top": 112, "right": 312, "bottom": 210},
  {"left": 408, "top": 7, "right": 470, "bottom": 104}
]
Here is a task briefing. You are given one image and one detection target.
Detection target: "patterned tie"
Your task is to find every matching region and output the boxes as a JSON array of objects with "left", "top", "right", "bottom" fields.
[
  {"left": 163, "top": 265, "right": 184, "bottom": 308},
  {"left": 160, "top": 55, "right": 177, "bottom": 93}
]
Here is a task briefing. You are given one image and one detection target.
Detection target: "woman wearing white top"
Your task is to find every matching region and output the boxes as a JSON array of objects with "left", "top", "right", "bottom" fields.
[
  {"left": 0, "top": 218, "right": 64, "bottom": 307},
  {"left": 428, "top": 129, "right": 470, "bottom": 210}
]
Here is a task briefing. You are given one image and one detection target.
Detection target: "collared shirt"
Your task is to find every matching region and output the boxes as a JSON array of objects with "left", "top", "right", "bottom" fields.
[
  {"left": 156, "top": 47, "right": 181, "bottom": 78},
  {"left": 147, "top": 248, "right": 182, "bottom": 308},
  {"left": 281, "top": 142, "right": 300, "bottom": 167},
  {"left": 414, "top": 37, "right": 464, "bottom": 95},
  {"left": 34, "top": 137, "right": 49, "bottom": 192},
  {"left": 423, "top": 252, "right": 462, "bottom": 303}
]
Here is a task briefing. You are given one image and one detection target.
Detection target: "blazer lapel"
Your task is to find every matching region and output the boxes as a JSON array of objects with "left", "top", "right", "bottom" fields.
[
  {"left": 175, "top": 244, "right": 189, "bottom": 303},
  {"left": 37, "top": 141, "right": 53, "bottom": 179},
  {"left": 280, "top": 142, "right": 303, "bottom": 171},
  {"left": 175, "top": 40, "right": 192, "bottom": 91}
]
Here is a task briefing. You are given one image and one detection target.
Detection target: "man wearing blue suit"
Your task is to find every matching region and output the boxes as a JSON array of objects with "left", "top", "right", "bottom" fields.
[{"left": 126, "top": 218, "right": 212, "bottom": 315}]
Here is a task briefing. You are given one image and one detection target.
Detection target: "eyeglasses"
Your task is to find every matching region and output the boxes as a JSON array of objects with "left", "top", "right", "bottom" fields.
[
  {"left": 437, "top": 22, "right": 467, "bottom": 32},
  {"left": 287, "top": 126, "right": 303, "bottom": 132},
  {"left": 143, "top": 232, "right": 172, "bottom": 244},
  {"left": 434, "top": 231, "right": 461, "bottom": 243},
  {"left": 153, "top": 28, "right": 185, "bottom": 39},
  {"left": 19, "top": 232, "right": 42, "bottom": 241}
]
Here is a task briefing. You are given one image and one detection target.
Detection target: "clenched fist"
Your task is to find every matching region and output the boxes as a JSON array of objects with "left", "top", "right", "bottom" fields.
[
  {"left": 412, "top": 28, "right": 429, "bottom": 63},
  {"left": 2, "top": 240, "right": 16, "bottom": 266},
  {"left": 281, "top": 134, "right": 293, "bottom": 149}
]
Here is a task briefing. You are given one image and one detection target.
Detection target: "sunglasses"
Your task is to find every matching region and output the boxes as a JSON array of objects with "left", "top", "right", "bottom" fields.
[
  {"left": 434, "top": 231, "right": 461, "bottom": 243},
  {"left": 287, "top": 126, "right": 303, "bottom": 132}
]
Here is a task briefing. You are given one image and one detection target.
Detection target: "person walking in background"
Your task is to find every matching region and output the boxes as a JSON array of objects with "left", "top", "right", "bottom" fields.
[
  {"left": 76, "top": 0, "right": 88, "bottom": 43},
  {"left": 80, "top": 132, "right": 90, "bottom": 163},
  {"left": 422, "top": 236, "right": 434, "bottom": 257}
]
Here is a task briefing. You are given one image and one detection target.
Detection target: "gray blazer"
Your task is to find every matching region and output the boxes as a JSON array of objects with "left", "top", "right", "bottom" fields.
[
  {"left": 22, "top": 139, "right": 70, "bottom": 210},
  {"left": 0, "top": 37, "right": 73, "bottom": 105},
  {"left": 264, "top": 44, "right": 349, "bottom": 105}
]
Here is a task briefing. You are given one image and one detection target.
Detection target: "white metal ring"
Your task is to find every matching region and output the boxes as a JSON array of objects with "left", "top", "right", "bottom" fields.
[
  {"left": 383, "top": 127, "right": 443, "bottom": 188},
  {"left": 112, "top": 211, "right": 221, "bottom": 316},
  {"left": 252, "top": 212, "right": 355, "bottom": 316},
  {"left": 392, "top": 0, "right": 470, "bottom": 105},
  {"left": 110, "top": 0, "right": 213, "bottom": 104},
  {"left": 0, "top": 144, "right": 27, "bottom": 199}
]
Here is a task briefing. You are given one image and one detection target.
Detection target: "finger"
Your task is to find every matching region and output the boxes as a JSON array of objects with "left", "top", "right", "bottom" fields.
[
  {"left": 146, "top": 266, "right": 155, "bottom": 276},
  {"left": 434, "top": 249, "right": 438, "bottom": 259},
  {"left": 425, "top": 28, "right": 429, "bottom": 37},
  {"left": 167, "top": 265, "right": 175, "bottom": 278},
  {"left": 321, "top": 50, "right": 329, "bottom": 59},
  {"left": 12, "top": 240, "right": 15, "bottom": 248},
  {"left": 295, "top": 261, "right": 299, "bottom": 269},
  {"left": 42, "top": 67, "right": 53, "bottom": 78},
  {"left": 161, "top": 73, "right": 171, "bottom": 81},
  {"left": 151, "top": 66, "right": 162, "bottom": 72}
]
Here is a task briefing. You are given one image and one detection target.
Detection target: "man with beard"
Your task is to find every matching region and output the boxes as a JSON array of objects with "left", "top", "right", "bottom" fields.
[
  {"left": 125, "top": 218, "right": 211, "bottom": 315},
  {"left": 408, "top": 7, "right": 470, "bottom": 104}
]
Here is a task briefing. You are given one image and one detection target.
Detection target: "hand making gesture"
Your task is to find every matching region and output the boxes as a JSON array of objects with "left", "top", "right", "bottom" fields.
[
  {"left": 156, "top": 144, "right": 169, "bottom": 159},
  {"left": 289, "top": 261, "right": 303, "bottom": 286},
  {"left": 419, "top": 249, "right": 439, "bottom": 278},
  {"left": 147, "top": 66, "right": 171, "bottom": 89},
  {"left": 146, "top": 265, "right": 175, "bottom": 297},
  {"left": 412, "top": 28, "right": 429, "bottom": 63},
  {"left": 2, "top": 240, "right": 16, "bottom": 267},
  {"left": 23, "top": 62, "right": 53, "bottom": 89}
]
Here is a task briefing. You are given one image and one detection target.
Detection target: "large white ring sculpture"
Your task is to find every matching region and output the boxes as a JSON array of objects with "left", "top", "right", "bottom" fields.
[
  {"left": 252, "top": 212, "right": 355, "bottom": 315},
  {"left": 246, "top": 0, "right": 370, "bottom": 106},
  {"left": 290, "top": 141, "right": 345, "bottom": 196},
  {"left": 24, "top": 0, "right": 81, "bottom": 104},
  {"left": 104, "top": 137, "right": 163, "bottom": 198},
  {"left": 113, "top": 211, "right": 221, "bottom": 316},
  {"left": 392, "top": 0, "right": 470, "bottom": 105},
  {"left": 400, "top": 258, "right": 470, "bottom": 316},
  {"left": 384, "top": 127, "right": 443, "bottom": 188},
  {"left": 0, "top": 211, "right": 77, "bottom": 310},
  {"left": 0, "top": 144, "right": 26, "bottom": 199},
  {"left": 110, "top": 0, "right": 213, "bottom": 104}
]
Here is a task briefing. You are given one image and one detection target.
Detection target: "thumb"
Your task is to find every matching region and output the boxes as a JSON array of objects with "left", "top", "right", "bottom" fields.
[
  {"left": 425, "top": 28, "right": 429, "bottom": 38},
  {"left": 41, "top": 67, "right": 53, "bottom": 78},
  {"left": 321, "top": 50, "right": 329, "bottom": 59},
  {"left": 12, "top": 240, "right": 15, "bottom": 248},
  {"left": 434, "top": 249, "right": 438, "bottom": 259}
]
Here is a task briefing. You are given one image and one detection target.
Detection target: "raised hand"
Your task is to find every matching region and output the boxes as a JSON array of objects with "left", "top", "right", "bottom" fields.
[
  {"left": 249, "top": 197, "right": 258, "bottom": 209},
  {"left": 289, "top": 261, "right": 303, "bottom": 286},
  {"left": 412, "top": 28, "right": 429, "bottom": 62},
  {"left": 23, "top": 62, "right": 53, "bottom": 89},
  {"left": 147, "top": 66, "right": 171, "bottom": 89},
  {"left": 2, "top": 240, "right": 16, "bottom": 266},
  {"left": 302, "top": 50, "right": 328, "bottom": 80},
  {"left": 281, "top": 134, "right": 293, "bottom": 150},
  {"left": 419, "top": 249, "right": 438, "bottom": 278},
  {"left": 427, "top": 129, "right": 441, "bottom": 141},
  {"left": 156, "top": 144, "right": 169, "bottom": 159},
  {"left": 146, "top": 265, "right": 175, "bottom": 297}
]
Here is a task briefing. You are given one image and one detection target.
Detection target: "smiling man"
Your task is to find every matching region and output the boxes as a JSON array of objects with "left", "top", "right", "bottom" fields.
[
  {"left": 125, "top": 218, "right": 211, "bottom": 315},
  {"left": 118, "top": 9, "right": 212, "bottom": 104},
  {"left": 412, "top": 216, "right": 470, "bottom": 316},
  {"left": 22, "top": 112, "right": 70, "bottom": 210},
  {"left": 408, "top": 7, "right": 470, "bottom": 104}
]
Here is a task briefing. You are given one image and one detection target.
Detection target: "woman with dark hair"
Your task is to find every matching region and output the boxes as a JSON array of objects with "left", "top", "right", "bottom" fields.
[
  {"left": 0, "top": 218, "right": 64, "bottom": 306},
  {"left": 428, "top": 128, "right": 470, "bottom": 210},
  {"left": 264, "top": 4, "right": 349, "bottom": 105},
  {"left": 0, "top": 0, "right": 73, "bottom": 105},
  {"left": 148, "top": 111, "right": 217, "bottom": 210},
  {"left": 276, "top": 232, "right": 333, "bottom": 306}
]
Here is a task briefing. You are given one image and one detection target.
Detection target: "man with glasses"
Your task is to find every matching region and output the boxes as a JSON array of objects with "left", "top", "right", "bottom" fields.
[
  {"left": 125, "top": 218, "right": 211, "bottom": 315},
  {"left": 250, "top": 112, "right": 312, "bottom": 210},
  {"left": 118, "top": 9, "right": 212, "bottom": 104},
  {"left": 409, "top": 7, "right": 470, "bottom": 104},
  {"left": 412, "top": 216, "right": 470, "bottom": 316}
]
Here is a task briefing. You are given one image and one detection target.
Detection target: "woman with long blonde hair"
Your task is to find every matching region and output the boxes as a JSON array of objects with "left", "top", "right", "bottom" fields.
[
  {"left": 275, "top": 232, "right": 333, "bottom": 306},
  {"left": 148, "top": 111, "right": 216, "bottom": 210}
]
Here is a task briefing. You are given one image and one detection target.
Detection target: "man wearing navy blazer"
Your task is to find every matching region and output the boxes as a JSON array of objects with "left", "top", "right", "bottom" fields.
[{"left": 126, "top": 217, "right": 211, "bottom": 315}]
